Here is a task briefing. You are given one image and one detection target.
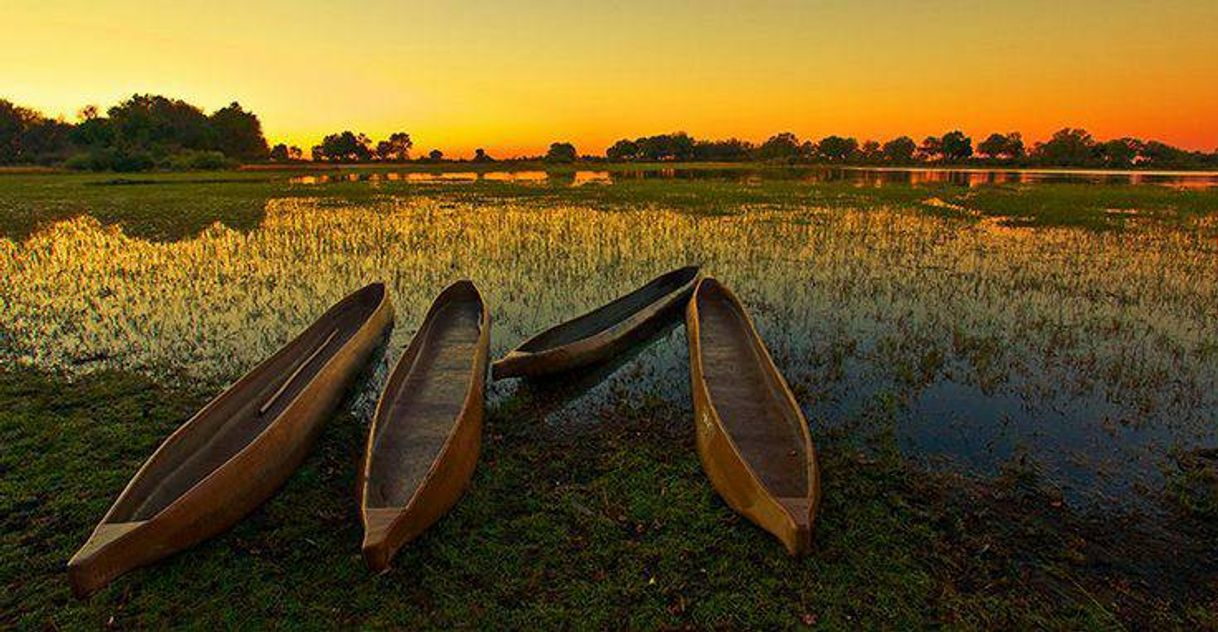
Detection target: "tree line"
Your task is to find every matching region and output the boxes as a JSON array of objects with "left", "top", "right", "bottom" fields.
[
  {"left": 1, "top": 95, "right": 269, "bottom": 171},
  {"left": 3, "top": 95, "right": 1216, "bottom": 170},
  {"left": 593, "top": 129, "right": 1218, "bottom": 169}
]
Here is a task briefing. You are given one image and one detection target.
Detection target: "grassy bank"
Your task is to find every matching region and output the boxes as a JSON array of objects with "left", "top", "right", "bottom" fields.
[{"left": 3, "top": 367, "right": 1214, "bottom": 628}]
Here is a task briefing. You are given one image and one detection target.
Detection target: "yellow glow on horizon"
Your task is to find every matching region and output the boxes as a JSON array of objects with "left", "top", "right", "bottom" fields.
[{"left": 4, "top": 0, "right": 1217, "bottom": 158}]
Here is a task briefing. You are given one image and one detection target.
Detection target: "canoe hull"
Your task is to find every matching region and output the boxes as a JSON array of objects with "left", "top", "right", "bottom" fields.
[
  {"left": 686, "top": 278, "right": 819, "bottom": 555},
  {"left": 492, "top": 267, "right": 698, "bottom": 379},
  {"left": 68, "top": 286, "right": 394, "bottom": 597},
  {"left": 361, "top": 281, "right": 491, "bottom": 572}
]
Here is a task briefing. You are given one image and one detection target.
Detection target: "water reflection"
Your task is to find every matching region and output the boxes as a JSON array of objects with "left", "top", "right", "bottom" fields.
[
  {"left": 516, "top": 320, "right": 683, "bottom": 424},
  {"left": 2, "top": 198, "right": 1216, "bottom": 508},
  {"left": 572, "top": 171, "right": 612, "bottom": 186},
  {"left": 288, "top": 167, "right": 1218, "bottom": 188}
]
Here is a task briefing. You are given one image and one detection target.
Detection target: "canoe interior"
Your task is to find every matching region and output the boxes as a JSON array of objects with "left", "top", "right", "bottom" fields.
[
  {"left": 696, "top": 281, "right": 808, "bottom": 497},
  {"left": 517, "top": 266, "right": 698, "bottom": 352},
  {"left": 107, "top": 284, "right": 387, "bottom": 523},
  {"left": 366, "top": 284, "right": 484, "bottom": 508}
]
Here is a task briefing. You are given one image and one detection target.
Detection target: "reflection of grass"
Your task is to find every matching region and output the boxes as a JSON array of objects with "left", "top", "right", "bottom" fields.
[
  {"left": 0, "top": 174, "right": 279, "bottom": 241},
  {"left": 2, "top": 170, "right": 1216, "bottom": 241},
  {"left": 4, "top": 366, "right": 1214, "bottom": 628},
  {"left": 2, "top": 197, "right": 1215, "bottom": 509},
  {"left": 4, "top": 198, "right": 1214, "bottom": 422}
]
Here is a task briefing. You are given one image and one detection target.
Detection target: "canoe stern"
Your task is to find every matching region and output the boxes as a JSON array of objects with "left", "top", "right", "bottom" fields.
[
  {"left": 360, "top": 508, "right": 402, "bottom": 573},
  {"left": 66, "top": 521, "right": 148, "bottom": 598}
]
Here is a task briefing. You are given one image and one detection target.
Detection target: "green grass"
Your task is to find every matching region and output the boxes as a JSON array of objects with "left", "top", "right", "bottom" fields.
[{"left": 2, "top": 367, "right": 1214, "bottom": 629}]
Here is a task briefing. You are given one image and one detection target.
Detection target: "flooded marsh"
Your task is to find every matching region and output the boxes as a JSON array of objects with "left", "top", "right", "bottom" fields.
[{"left": 3, "top": 181, "right": 1215, "bottom": 509}]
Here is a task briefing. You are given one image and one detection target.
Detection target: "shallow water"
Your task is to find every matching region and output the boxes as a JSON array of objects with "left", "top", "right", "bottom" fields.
[
  {"left": 2, "top": 197, "right": 1215, "bottom": 509},
  {"left": 288, "top": 167, "right": 1218, "bottom": 189}
]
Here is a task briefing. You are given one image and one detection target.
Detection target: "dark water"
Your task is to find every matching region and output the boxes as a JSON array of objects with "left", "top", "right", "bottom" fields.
[{"left": 289, "top": 167, "right": 1218, "bottom": 189}]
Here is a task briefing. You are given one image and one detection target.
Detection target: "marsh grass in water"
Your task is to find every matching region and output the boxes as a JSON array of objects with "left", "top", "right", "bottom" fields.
[{"left": 3, "top": 195, "right": 1214, "bottom": 505}]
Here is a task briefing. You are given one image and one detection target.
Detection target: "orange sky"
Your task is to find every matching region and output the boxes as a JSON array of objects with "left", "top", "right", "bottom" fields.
[{"left": 4, "top": 1, "right": 1217, "bottom": 158}]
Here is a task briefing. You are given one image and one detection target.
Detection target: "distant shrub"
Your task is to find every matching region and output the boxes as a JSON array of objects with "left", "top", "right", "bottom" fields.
[
  {"left": 64, "top": 148, "right": 234, "bottom": 172},
  {"left": 62, "top": 153, "right": 93, "bottom": 171},
  {"left": 64, "top": 148, "right": 156, "bottom": 172},
  {"left": 163, "top": 150, "right": 235, "bottom": 170}
]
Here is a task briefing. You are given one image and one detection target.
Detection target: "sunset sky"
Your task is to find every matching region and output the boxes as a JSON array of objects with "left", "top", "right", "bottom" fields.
[{"left": 4, "top": 1, "right": 1217, "bottom": 158}]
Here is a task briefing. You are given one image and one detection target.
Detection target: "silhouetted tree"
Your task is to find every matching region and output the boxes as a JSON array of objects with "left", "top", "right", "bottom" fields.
[
  {"left": 19, "top": 118, "right": 73, "bottom": 163},
  {"left": 859, "top": 140, "right": 882, "bottom": 162},
  {"left": 882, "top": 136, "right": 917, "bottom": 163},
  {"left": 209, "top": 102, "right": 269, "bottom": 160},
  {"left": 606, "top": 139, "right": 639, "bottom": 161},
  {"left": 472, "top": 148, "right": 493, "bottom": 162},
  {"left": 315, "top": 131, "right": 372, "bottom": 161},
  {"left": 270, "top": 143, "right": 290, "bottom": 161},
  {"left": 0, "top": 99, "right": 73, "bottom": 164},
  {"left": 1031, "top": 128, "right": 1097, "bottom": 166},
  {"left": 69, "top": 115, "right": 115, "bottom": 149},
  {"left": 0, "top": 99, "right": 41, "bottom": 163},
  {"left": 916, "top": 136, "right": 942, "bottom": 162},
  {"left": 107, "top": 94, "right": 215, "bottom": 152},
  {"left": 939, "top": 130, "right": 973, "bottom": 162},
  {"left": 1004, "top": 133, "right": 1025, "bottom": 159},
  {"left": 428, "top": 149, "right": 443, "bottom": 161},
  {"left": 977, "top": 132, "right": 1024, "bottom": 160},
  {"left": 977, "top": 133, "right": 1006, "bottom": 159},
  {"left": 374, "top": 132, "right": 412, "bottom": 161},
  {"left": 1140, "top": 140, "right": 1196, "bottom": 168},
  {"left": 692, "top": 138, "right": 753, "bottom": 161},
  {"left": 1098, "top": 138, "right": 1142, "bottom": 168},
  {"left": 817, "top": 135, "right": 859, "bottom": 162},
  {"left": 757, "top": 132, "right": 802, "bottom": 162},
  {"left": 544, "top": 141, "right": 578, "bottom": 163},
  {"left": 634, "top": 133, "right": 695, "bottom": 161}
]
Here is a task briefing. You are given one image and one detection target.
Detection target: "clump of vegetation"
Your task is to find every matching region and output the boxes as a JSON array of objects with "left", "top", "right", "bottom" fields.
[
  {"left": 162, "top": 150, "right": 235, "bottom": 171},
  {"left": 1, "top": 95, "right": 268, "bottom": 172},
  {"left": 63, "top": 147, "right": 156, "bottom": 172},
  {"left": 1166, "top": 449, "right": 1218, "bottom": 520},
  {"left": 310, "top": 131, "right": 414, "bottom": 163}
]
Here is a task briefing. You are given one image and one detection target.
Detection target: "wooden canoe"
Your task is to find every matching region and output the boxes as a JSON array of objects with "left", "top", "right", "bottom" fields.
[
  {"left": 67, "top": 283, "right": 394, "bottom": 597},
  {"left": 492, "top": 266, "right": 699, "bottom": 379},
  {"left": 685, "top": 278, "right": 820, "bottom": 554},
  {"left": 360, "top": 280, "right": 490, "bottom": 572}
]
